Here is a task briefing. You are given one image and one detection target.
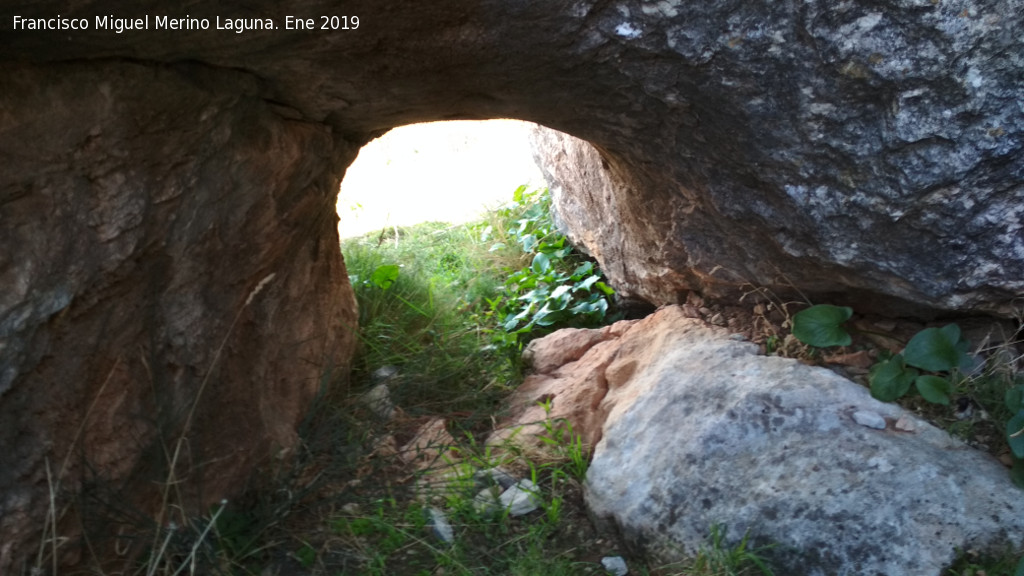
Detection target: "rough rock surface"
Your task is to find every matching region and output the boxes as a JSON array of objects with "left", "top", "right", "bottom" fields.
[
  {"left": 0, "top": 63, "right": 357, "bottom": 568},
  {"left": 507, "top": 307, "right": 1024, "bottom": 574},
  {"left": 7, "top": 0, "right": 1024, "bottom": 317},
  {"left": 496, "top": 319, "right": 642, "bottom": 451},
  {"left": 532, "top": 113, "right": 1022, "bottom": 316},
  {"left": 3, "top": 0, "right": 1024, "bottom": 570}
]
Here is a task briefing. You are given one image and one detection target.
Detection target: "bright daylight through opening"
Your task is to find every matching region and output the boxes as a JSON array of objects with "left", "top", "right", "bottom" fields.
[{"left": 336, "top": 119, "right": 547, "bottom": 239}]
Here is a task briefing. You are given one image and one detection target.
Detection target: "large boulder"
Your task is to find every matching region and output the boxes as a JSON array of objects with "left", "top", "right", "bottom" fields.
[
  {"left": 506, "top": 307, "right": 1024, "bottom": 574},
  {"left": 3, "top": 0, "right": 1023, "bottom": 570}
]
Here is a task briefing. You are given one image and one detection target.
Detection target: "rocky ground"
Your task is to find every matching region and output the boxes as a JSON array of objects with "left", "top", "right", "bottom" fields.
[{"left": 255, "top": 291, "right": 1022, "bottom": 575}]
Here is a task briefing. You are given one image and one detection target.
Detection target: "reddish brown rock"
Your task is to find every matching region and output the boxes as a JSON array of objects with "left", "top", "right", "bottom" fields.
[
  {"left": 521, "top": 322, "right": 635, "bottom": 376},
  {"left": 0, "top": 63, "right": 357, "bottom": 569},
  {"left": 494, "top": 314, "right": 680, "bottom": 451}
]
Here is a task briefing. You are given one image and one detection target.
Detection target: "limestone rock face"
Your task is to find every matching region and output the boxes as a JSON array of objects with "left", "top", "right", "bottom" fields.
[
  {"left": 0, "top": 63, "right": 357, "bottom": 568},
  {"left": 510, "top": 308, "right": 1024, "bottom": 574}
]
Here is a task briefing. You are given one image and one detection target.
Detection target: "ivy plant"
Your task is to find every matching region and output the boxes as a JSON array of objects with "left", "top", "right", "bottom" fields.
[
  {"left": 791, "top": 304, "right": 853, "bottom": 347},
  {"left": 486, "top": 186, "right": 615, "bottom": 349},
  {"left": 869, "top": 324, "right": 971, "bottom": 405},
  {"left": 791, "top": 305, "right": 971, "bottom": 406},
  {"left": 792, "top": 303, "right": 1024, "bottom": 491}
]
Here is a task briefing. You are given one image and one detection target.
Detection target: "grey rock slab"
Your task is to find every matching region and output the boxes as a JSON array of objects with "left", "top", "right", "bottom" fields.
[
  {"left": 852, "top": 409, "right": 887, "bottom": 430},
  {"left": 477, "top": 479, "right": 543, "bottom": 517},
  {"left": 473, "top": 487, "right": 502, "bottom": 516},
  {"left": 584, "top": 317, "right": 1024, "bottom": 576},
  {"left": 372, "top": 365, "right": 400, "bottom": 383},
  {"left": 473, "top": 466, "right": 518, "bottom": 491},
  {"left": 500, "top": 479, "right": 543, "bottom": 517},
  {"left": 361, "top": 383, "right": 396, "bottom": 421},
  {"left": 600, "top": 555, "right": 629, "bottom": 576},
  {"left": 425, "top": 506, "right": 455, "bottom": 545}
]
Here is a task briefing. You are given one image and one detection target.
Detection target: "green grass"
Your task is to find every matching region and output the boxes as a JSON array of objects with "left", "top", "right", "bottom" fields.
[
  {"left": 340, "top": 186, "right": 616, "bottom": 420},
  {"left": 303, "top": 188, "right": 616, "bottom": 574},
  {"left": 943, "top": 547, "right": 1024, "bottom": 576},
  {"left": 320, "top": 435, "right": 606, "bottom": 575},
  {"left": 649, "top": 525, "right": 775, "bottom": 576},
  {"left": 342, "top": 219, "right": 517, "bottom": 421}
]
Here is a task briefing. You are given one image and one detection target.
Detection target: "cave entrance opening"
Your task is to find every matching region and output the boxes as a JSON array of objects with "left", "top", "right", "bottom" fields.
[
  {"left": 334, "top": 118, "right": 553, "bottom": 417},
  {"left": 327, "top": 121, "right": 624, "bottom": 575},
  {"left": 336, "top": 119, "right": 547, "bottom": 240},
  {"left": 335, "top": 119, "right": 616, "bottom": 422}
]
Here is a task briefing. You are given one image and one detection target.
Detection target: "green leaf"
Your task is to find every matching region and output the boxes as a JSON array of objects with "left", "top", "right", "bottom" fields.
[
  {"left": 520, "top": 234, "right": 539, "bottom": 253},
  {"left": 903, "top": 324, "right": 966, "bottom": 372},
  {"left": 869, "top": 355, "right": 917, "bottom": 402},
  {"left": 1006, "top": 386, "right": 1024, "bottom": 413},
  {"left": 577, "top": 275, "right": 600, "bottom": 291},
  {"left": 915, "top": 375, "right": 952, "bottom": 405},
  {"left": 1007, "top": 411, "right": 1024, "bottom": 459},
  {"left": 538, "top": 237, "right": 565, "bottom": 252},
  {"left": 791, "top": 304, "right": 853, "bottom": 347},
  {"left": 546, "top": 294, "right": 570, "bottom": 311},
  {"left": 519, "top": 288, "right": 549, "bottom": 303},
  {"left": 531, "top": 252, "right": 550, "bottom": 274},
  {"left": 572, "top": 262, "right": 594, "bottom": 277},
  {"left": 295, "top": 544, "right": 316, "bottom": 568},
  {"left": 570, "top": 301, "right": 596, "bottom": 315},
  {"left": 549, "top": 285, "right": 572, "bottom": 300},
  {"left": 369, "top": 264, "right": 400, "bottom": 290},
  {"left": 512, "top": 184, "right": 528, "bottom": 203},
  {"left": 953, "top": 339, "right": 978, "bottom": 372},
  {"left": 512, "top": 273, "right": 536, "bottom": 290},
  {"left": 533, "top": 304, "right": 570, "bottom": 326},
  {"left": 1011, "top": 457, "right": 1024, "bottom": 490},
  {"left": 938, "top": 322, "right": 961, "bottom": 342},
  {"left": 595, "top": 281, "right": 615, "bottom": 296}
]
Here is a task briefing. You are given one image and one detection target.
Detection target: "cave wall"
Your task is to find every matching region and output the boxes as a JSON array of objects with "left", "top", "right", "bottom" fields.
[
  {"left": 2, "top": 0, "right": 1023, "bottom": 569},
  {"left": 0, "top": 61, "right": 357, "bottom": 568}
]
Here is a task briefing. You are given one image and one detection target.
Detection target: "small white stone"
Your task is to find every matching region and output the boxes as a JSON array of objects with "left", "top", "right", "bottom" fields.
[
  {"left": 474, "top": 466, "right": 518, "bottom": 490},
  {"left": 894, "top": 414, "right": 917, "bottom": 432},
  {"left": 361, "top": 383, "right": 395, "bottom": 420},
  {"left": 500, "top": 479, "right": 543, "bottom": 516},
  {"left": 372, "top": 365, "right": 400, "bottom": 382},
  {"left": 425, "top": 506, "right": 454, "bottom": 545},
  {"left": 853, "top": 410, "right": 886, "bottom": 430},
  {"left": 473, "top": 487, "right": 501, "bottom": 515},
  {"left": 601, "top": 555, "right": 629, "bottom": 575}
]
